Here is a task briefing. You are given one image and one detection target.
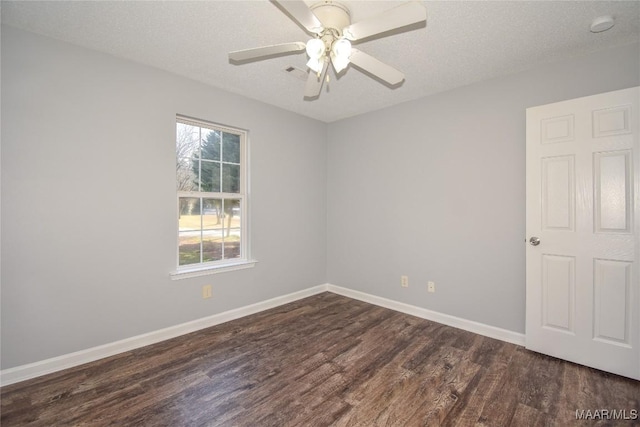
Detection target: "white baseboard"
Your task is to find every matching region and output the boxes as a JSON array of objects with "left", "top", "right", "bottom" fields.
[
  {"left": 0, "top": 284, "right": 328, "bottom": 387},
  {"left": 327, "top": 284, "right": 526, "bottom": 346},
  {"left": 2, "top": 283, "right": 525, "bottom": 386}
]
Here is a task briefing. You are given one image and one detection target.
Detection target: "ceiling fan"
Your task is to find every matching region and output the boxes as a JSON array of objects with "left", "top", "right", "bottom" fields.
[{"left": 228, "top": 0, "right": 427, "bottom": 99}]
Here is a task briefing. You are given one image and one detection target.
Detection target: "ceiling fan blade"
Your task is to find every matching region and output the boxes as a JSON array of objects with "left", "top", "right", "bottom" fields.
[
  {"left": 229, "top": 42, "right": 306, "bottom": 62},
  {"left": 304, "top": 61, "right": 329, "bottom": 99},
  {"left": 349, "top": 49, "right": 404, "bottom": 86},
  {"left": 272, "top": 0, "right": 324, "bottom": 34},
  {"left": 342, "top": 1, "right": 426, "bottom": 41}
]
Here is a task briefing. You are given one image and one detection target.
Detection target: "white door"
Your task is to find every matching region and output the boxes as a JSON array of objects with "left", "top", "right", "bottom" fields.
[{"left": 526, "top": 86, "right": 639, "bottom": 380}]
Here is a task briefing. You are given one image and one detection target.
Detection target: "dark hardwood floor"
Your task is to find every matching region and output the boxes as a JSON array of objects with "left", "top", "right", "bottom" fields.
[{"left": 2, "top": 292, "right": 639, "bottom": 426}]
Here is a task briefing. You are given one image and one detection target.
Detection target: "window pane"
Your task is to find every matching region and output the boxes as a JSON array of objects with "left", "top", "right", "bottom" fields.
[
  {"left": 178, "top": 197, "right": 201, "bottom": 231},
  {"left": 176, "top": 124, "right": 200, "bottom": 192},
  {"left": 202, "top": 199, "right": 223, "bottom": 263},
  {"left": 222, "top": 132, "right": 240, "bottom": 163},
  {"left": 201, "top": 129, "right": 221, "bottom": 161},
  {"left": 179, "top": 233, "right": 201, "bottom": 266},
  {"left": 202, "top": 198, "right": 223, "bottom": 230},
  {"left": 222, "top": 163, "right": 240, "bottom": 193},
  {"left": 201, "top": 161, "right": 221, "bottom": 192},
  {"left": 176, "top": 123, "right": 200, "bottom": 160},
  {"left": 178, "top": 198, "right": 201, "bottom": 265},
  {"left": 223, "top": 199, "right": 241, "bottom": 259},
  {"left": 176, "top": 157, "right": 198, "bottom": 191}
]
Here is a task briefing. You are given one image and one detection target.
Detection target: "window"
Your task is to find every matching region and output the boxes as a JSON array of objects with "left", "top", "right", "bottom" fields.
[{"left": 172, "top": 115, "right": 254, "bottom": 278}]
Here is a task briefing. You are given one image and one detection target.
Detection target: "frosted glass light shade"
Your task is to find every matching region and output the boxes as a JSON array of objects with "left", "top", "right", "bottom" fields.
[
  {"left": 330, "top": 38, "right": 351, "bottom": 73},
  {"left": 332, "top": 38, "right": 351, "bottom": 58},
  {"left": 306, "top": 38, "right": 325, "bottom": 59},
  {"left": 306, "top": 38, "right": 326, "bottom": 73},
  {"left": 307, "top": 57, "right": 324, "bottom": 73}
]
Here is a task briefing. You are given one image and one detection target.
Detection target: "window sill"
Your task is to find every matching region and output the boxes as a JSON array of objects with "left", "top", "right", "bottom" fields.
[{"left": 170, "top": 259, "right": 258, "bottom": 280}]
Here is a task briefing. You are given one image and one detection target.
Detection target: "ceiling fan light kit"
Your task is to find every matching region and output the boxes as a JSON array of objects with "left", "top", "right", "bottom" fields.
[{"left": 228, "top": 0, "right": 427, "bottom": 99}]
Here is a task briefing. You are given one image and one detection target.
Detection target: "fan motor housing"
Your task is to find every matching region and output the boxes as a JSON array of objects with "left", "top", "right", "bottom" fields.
[{"left": 310, "top": 1, "right": 351, "bottom": 32}]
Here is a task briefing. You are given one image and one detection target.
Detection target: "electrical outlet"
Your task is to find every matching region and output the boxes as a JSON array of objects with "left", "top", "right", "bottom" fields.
[
  {"left": 401, "top": 275, "right": 409, "bottom": 288},
  {"left": 428, "top": 281, "right": 436, "bottom": 293},
  {"left": 202, "top": 285, "right": 212, "bottom": 299}
]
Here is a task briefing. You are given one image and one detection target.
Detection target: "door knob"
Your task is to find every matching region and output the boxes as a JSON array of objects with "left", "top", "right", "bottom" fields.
[{"left": 529, "top": 237, "right": 541, "bottom": 246}]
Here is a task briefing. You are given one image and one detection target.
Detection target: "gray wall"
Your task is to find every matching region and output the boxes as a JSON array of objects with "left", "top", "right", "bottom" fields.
[
  {"left": 327, "top": 42, "right": 640, "bottom": 334},
  {"left": 1, "top": 27, "right": 327, "bottom": 369}
]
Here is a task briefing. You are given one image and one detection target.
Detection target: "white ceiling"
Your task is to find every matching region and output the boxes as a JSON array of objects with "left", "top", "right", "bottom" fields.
[{"left": 2, "top": 1, "right": 639, "bottom": 122}]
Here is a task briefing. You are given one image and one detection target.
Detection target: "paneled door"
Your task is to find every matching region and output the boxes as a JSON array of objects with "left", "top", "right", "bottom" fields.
[{"left": 526, "top": 87, "right": 639, "bottom": 380}]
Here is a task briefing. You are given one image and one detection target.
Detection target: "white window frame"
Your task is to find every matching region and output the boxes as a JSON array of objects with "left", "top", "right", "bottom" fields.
[{"left": 171, "top": 115, "right": 255, "bottom": 280}]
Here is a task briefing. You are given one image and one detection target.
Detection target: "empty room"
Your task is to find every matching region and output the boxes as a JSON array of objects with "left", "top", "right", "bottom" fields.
[{"left": 1, "top": 0, "right": 639, "bottom": 425}]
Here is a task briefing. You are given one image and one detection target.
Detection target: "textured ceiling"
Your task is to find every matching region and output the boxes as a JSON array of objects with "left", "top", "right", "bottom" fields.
[{"left": 2, "top": 1, "right": 639, "bottom": 122}]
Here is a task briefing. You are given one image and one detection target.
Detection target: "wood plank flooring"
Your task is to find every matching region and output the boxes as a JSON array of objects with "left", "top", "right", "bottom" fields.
[{"left": 2, "top": 292, "right": 639, "bottom": 426}]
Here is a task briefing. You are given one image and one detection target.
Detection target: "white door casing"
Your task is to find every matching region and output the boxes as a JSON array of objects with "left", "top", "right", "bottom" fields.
[{"left": 526, "top": 87, "right": 639, "bottom": 380}]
